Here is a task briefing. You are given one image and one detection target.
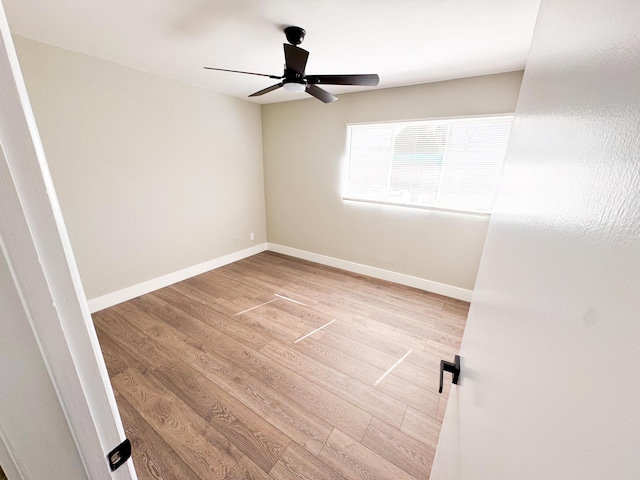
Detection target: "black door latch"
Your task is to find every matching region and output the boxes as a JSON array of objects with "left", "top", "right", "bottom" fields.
[
  {"left": 107, "top": 438, "right": 131, "bottom": 471},
  {"left": 439, "top": 355, "right": 461, "bottom": 393}
]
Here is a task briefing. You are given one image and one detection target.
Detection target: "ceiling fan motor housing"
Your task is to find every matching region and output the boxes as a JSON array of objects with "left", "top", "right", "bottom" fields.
[
  {"left": 284, "top": 68, "right": 304, "bottom": 81},
  {"left": 284, "top": 26, "right": 306, "bottom": 45}
]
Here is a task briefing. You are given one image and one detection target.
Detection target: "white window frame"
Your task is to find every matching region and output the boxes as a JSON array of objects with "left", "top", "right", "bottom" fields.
[{"left": 343, "top": 114, "right": 514, "bottom": 215}]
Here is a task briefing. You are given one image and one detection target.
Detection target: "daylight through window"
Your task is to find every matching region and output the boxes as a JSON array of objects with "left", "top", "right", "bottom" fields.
[{"left": 344, "top": 115, "right": 514, "bottom": 214}]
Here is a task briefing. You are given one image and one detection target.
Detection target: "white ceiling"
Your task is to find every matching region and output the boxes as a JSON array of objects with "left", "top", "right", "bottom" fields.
[{"left": 3, "top": 0, "right": 541, "bottom": 104}]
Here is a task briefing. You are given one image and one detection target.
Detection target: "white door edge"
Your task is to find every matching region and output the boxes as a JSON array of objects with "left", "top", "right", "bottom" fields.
[{"left": 0, "top": 2, "right": 136, "bottom": 478}]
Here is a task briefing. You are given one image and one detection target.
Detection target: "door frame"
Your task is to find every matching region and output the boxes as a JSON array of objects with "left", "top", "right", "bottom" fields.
[{"left": 0, "top": 2, "right": 136, "bottom": 478}]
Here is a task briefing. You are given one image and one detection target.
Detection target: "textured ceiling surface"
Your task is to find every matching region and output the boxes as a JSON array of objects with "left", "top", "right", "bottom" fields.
[{"left": 4, "top": 0, "right": 541, "bottom": 104}]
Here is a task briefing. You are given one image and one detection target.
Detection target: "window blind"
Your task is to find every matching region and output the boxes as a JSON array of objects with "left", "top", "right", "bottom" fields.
[{"left": 345, "top": 115, "right": 514, "bottom": 214}]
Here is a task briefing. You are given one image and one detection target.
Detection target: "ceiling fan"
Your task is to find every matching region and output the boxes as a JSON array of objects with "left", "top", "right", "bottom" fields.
[{"left": 204, "top": 26, "right": 379, "bottom": 103}]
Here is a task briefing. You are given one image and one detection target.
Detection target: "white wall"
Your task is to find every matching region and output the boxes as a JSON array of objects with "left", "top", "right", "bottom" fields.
[
  {"left": 262, "top": 72, "right": 522, "bottom": 293},
  {"left": 13, "top": 36, "right": 267, "bottom": 301},
  {"left": 431, "top": 0, "right": 640, "bottom": 478}
]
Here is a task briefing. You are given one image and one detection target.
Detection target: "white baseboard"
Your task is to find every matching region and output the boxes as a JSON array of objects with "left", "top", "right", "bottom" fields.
[
  {"left": 267, "top": 243, "right": 473, "bottom": 302},
  {"left": 87, "top": 243, "right": 268, "bottom": 312},
  {"left": 88, "top": 241, "right": 472, "bottom": 312}
]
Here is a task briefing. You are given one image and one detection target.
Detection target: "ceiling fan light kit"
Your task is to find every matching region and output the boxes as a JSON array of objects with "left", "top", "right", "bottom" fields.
[
  {"left": 282, "top": 82, "right": 306, "bottom": 92},
  {"left": 204, "top": 26, "right": 379, "bottom": 103}
]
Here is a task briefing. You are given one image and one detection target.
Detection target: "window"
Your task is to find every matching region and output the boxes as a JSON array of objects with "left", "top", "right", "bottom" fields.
[{"left": 344, "top": 115, "right": 514, "bottom": 214}]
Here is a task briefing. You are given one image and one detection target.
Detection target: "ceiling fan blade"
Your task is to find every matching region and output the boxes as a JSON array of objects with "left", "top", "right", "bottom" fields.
[
  {"left": 284, "top": 44, "right": 309, "bottom": 75},
  {"left": 306, "top": 84, "right": 338, "bottom": 103},
  {"left": 204, "top": 67, "right": 281, "bottom": 79},
  {"left": 305, "top": 74, "right": 380, "bottom": 86},
  {"left": 249, "top": 82, "right": 284, "bottom": 97}
]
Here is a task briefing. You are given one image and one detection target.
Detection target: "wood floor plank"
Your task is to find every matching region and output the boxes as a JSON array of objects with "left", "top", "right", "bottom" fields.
[
  {"left": 113, "top": 368, "right": 242, "bottom": 480},
  {"left": 362, "top": 417, "right": 434, "bottom": 479},
  {"left": 94, "top": 309, "right": 178, "bottom": 372},
  {"left": 120, "top": 302, "right": 334, "bottom": 457},
  {"left": 436, "top": 396, "right": 447, "bottom": 422},
  {"left": 94, "top": 325, "right": 135, "bottom": 378},
  {"left": 261, "top": 265, "right": 442, "bottom": 334},
  {"left": 108, "top": 303, "right": 201, "bottom": 362},
  {"left": 425, "top": 338, "right": 460, "bottom": 359},
  {"left": 404, "top": 348, "right": 446, "bottom": 374},
  {"left": 348, "top": 276, "right": 446, "bottom": 312},
  {"left": 236, "top": 258, "right": 338, "bottom": 297},
  {"left": 188, "top": 345, "right": 333, "bottom": 456},
  {"left": 219, "top": 260, "right": 290, "bottom": 290},
  {"left": 291, "top": 334, "right": 391, "bottom": 386},
  {"left": 224, "top": 456, "right": 272, "bottom": 480},
  {"left": 150, "top": 293, "right": 270, "bottom": 351},
  {"left": 114, "top": 293, "right": 167, "bottom": 315},
  {"left": 400, "top": 406, "right": 443, "bottom": 451},
  {"left": 253, "top": 300, "right": 353, "bottom": 338},
  {"left": 436, "top": 316, "right": 466, "bottom": 337},
  {"left": 151, "top": 357, "right": 291, "bottom": 472},
  {"left": 312, "top": 329, "right": 408, "bottom": 372},
  {"left": 149, "top": 298, "right": 373, "bottom": 441},
  {"left": 269, "top": 442, "right": 347, "bottom": 480},
  {"left": 158, "top": 282, "right": 240, "bottom": 320},
  {"left": 344, "top": 284, "right": 444, "bottom": 323},
  {"left": 290, "top": 336, "right": 438, "bottom": 417},
  {"left": 211, "top": 267, "right": 310, "bottom": 306},
  {"left": 326, "top": 313, "right": 427, "bottom": 353},
  {"left": 129, "top": 305, "right": 334, "bottom": 456},
  {"left": 229, "top": 307, "right": 303, "bottom": 344},
  {"left": 115, "top": 391, "right": 201, "bottom": 480},
  {"left": 442, "top": 302, "right": 470, "bottom": 316},
  {"left": 260, "top": 340, "right": 408, "bottom": 429},
  {"left": 254, "top": 252, "right": 453, "bottom": 318},
  {"left": 254, "top": 253, "right": 443, "bottom": 319},
  {"left": 273, "top": 280, "right": 357, "bottom": 310},
  {"left": 187, "top": 272, "right": 272, "bottom": 305},
  {"left": 309, "top": 327, "right": 438, "bottom": 383},
  {"left": 199, "top": 269, "right": 276, "bottom": 300},
  {"left": 423, "top": 327, "right": 463, "bottom": 350},
  {"left": 318, "top": 429, "right": 418, "bottom": 480},
  {"left": 368, "top": 309, "right": 436, "bottom": 340},
  {"left": 221, "top": 347, "right": 372, "bottom": 442},
  {"left": 392, "top": 357, "right": 447, "bottom": 396},
  {"left": 325, "top": 324, "right": 442, "bottom": 394},
  {"left": 373, "top": 369, "right": 439, "bottom": 418},
  {"left": 94, "top": 251, "right": 468, "bottom": 480}
]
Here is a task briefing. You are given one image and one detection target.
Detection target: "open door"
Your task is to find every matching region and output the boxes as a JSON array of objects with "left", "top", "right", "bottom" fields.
[
  {"left": 431, "top": 0, "right": 640, "bottom": 478},
  {"left": 0, "top": 2, "right": 136, "bottom": 478}
]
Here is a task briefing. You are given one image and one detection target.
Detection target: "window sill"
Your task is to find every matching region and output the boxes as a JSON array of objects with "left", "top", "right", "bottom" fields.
[{"left": 342, "top": 197, "right": 492, "bottom": 217}]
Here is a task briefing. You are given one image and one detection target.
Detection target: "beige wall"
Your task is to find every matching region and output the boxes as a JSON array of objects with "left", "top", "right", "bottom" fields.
[
  {"left": 262, "top": 72, "right": 523, "bottom": 291},
  {"left": 14, "top": 37, "right": 521, "bottom": 300},
  {"left": 14, "top": 36, "right": 266, "bottom": 300}
]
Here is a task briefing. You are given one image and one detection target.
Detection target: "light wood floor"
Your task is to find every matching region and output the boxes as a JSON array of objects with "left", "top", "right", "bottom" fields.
[{"left": 94, "top": 252, "right": 468, "bottom": 480}]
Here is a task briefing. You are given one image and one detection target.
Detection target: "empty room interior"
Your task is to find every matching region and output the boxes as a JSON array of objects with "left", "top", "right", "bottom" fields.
[
  {"left": 3, "top": 0, "right": 639, "bottom": 479},
  {"left": 0, "top": 1, "right": 533, "bottom": 479}
]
